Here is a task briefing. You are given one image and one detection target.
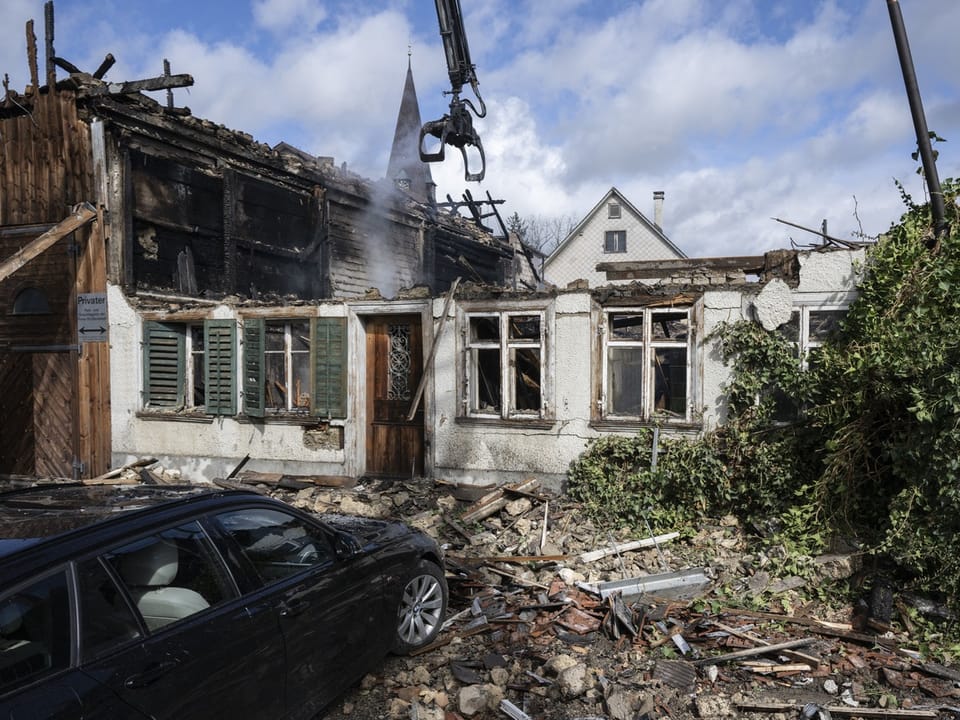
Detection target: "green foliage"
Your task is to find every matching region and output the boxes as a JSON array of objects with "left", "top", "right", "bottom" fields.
[{"left": 567, "top": 176, "right": 960, "bottom": 625}]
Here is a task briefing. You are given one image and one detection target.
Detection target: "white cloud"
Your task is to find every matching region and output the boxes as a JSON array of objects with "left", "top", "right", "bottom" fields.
[{"left": 252, "top": 0, "right": 327, "bottom": 36}]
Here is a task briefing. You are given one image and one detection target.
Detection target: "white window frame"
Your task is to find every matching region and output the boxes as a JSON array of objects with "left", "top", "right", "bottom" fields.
[
  {"left": 604, "top": 230, "right": 626, "bottom": 253},
  {"left": 600, "top": 307, "right": 692, "bottom": 422},
  {"left": 463, "top": 310, "right": 547, "bottom": 420},
  {"left": 264, "top": 319, "right": 311, "bottom": 413},
  {"left": 780, "top": 304, "right": 848, "bottom": 370},
  {"left": 607, "top": 202, "right": 621, "bottom": 219}
]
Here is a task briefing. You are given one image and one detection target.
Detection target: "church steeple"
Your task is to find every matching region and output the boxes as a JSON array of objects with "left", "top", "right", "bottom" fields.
[{"left": 386, "top": 54, "right": 434, "bottom": 204}]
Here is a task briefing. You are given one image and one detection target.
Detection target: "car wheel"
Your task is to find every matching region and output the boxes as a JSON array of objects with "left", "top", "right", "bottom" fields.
[{"left": 393, "top": 560, "right": 447, "bottom": 654}]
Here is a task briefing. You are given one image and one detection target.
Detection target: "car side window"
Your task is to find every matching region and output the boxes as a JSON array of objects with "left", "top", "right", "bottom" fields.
[
  {"left": 0, "top": 571, "right": 71, "bottom": 694},
  {"left": 76, "top": 557, "right": 143, "bottom": 660},
  {"left": 106, "top": 522, "right": 236, "bottom": 631},
  {"left": 214, "top": 508, "right": 335, "bottom": 586}
]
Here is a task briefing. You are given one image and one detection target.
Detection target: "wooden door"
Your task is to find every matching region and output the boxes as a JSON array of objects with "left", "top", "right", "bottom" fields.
[{"left": 365, "top": 315, "right": 424, "bottom": 477}]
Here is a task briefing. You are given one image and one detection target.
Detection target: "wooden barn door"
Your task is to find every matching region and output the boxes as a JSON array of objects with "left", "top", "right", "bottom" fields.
[{"left": 365, "top": 315, "right": 424, "bottom": 477}]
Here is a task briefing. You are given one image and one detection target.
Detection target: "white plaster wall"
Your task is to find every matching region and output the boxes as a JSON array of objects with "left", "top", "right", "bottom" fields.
[
  {"left": 797, "top": 248, "right": 865, "bottom": 293},
  {"left": 429, "top": 293, "right": 595, "bottom": 489},
  {"left": 109, "top": 286, "right": 350, "bottom": 482}
]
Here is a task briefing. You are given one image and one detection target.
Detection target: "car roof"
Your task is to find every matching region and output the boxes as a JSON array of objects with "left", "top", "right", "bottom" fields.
[{"left": 0, "top": 483, "right": 256, "bottom": 557}]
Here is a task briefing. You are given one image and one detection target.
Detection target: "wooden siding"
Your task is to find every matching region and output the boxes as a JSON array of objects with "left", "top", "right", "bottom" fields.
[{"left": 0, "top": 91, "right": 110, "bottom": 477}]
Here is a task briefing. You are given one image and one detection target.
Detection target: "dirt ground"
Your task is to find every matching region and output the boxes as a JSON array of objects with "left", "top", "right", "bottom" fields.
[{"left": 234, "top": 474, "right": 960, "bottom": 720}]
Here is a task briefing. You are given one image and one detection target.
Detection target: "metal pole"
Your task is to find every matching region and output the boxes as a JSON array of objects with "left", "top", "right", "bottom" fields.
[{"left": 887, "top": 0, "right": 949, "bottom": 239}]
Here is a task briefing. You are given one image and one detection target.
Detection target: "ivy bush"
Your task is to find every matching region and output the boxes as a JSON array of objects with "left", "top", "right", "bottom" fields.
[{"left": 568, "top": 177, "right": 960, "bottom": 618}]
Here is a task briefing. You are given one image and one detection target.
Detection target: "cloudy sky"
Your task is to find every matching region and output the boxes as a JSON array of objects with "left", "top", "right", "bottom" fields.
[{"left": 2, "top": 0, "right": 958, "bottom": 257}]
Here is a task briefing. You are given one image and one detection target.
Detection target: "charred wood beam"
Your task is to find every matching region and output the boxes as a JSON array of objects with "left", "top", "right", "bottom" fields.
[
  {"left": 44, "top": 1, "right": 55, "bottom": 89},
  {"left": 132, "top": 210, "right": 220, "bottom": 238},
  {"left": 93, "top": 53, "right": 115, "bottom": 80},
  {"left": 79, "top": 73, "right": 194, "bottom": 97},
  {"left": 53, "top": 56, "right": 82, "bottom": 74},
  {"left": 26, "top": 20, "right": 39, "bottom": 92},
  {"left": 236, "top": 236, "right": 301, "bottom": 260}
]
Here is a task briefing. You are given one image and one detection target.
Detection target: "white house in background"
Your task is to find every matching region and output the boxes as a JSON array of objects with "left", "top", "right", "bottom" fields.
[{"left": 544, "top": 187, "right": 686, "bottom": 288}]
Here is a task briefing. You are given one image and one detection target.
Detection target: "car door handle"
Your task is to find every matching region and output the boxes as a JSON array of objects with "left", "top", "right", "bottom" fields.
[
  {"left": 279, "top": 599, "right": 310, "bottom": 617},
  {"left": 124, "top": 659, "right": 181, "bottom": 689}
]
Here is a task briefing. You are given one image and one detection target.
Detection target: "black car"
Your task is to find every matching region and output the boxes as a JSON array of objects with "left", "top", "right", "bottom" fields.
[{"left": 0, "top": 483, "right": 448, "bottom": 719}]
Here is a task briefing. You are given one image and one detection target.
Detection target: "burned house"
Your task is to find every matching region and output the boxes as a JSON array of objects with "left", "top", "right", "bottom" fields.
[
  {"left": 1, "top": 7, "right": 865, "bottom": 489},
  {"left": 0, "top": 8, "right": 514, "bottom": 481}
]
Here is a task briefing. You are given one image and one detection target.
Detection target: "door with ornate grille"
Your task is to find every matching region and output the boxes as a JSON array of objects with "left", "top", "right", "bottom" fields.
[{"left": 365, "top": 315, "right": 424, "bottom": 477}]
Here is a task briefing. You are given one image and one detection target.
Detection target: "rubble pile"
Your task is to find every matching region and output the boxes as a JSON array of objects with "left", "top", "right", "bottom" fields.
[
  {"left": 41, "top": 462, "right": 960, "bottom": 719},
  {"left": 237, "top": 473, "right": 960, "bottom": 720}
]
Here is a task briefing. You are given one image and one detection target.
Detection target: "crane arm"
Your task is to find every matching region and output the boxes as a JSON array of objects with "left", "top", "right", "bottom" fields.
[{"left": 420, "top": 0, "right": 487, "bottom": 181}]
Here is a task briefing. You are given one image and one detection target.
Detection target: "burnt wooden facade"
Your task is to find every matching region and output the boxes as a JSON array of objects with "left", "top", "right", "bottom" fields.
[{"left": 0, "top": 90, "right": 108, "bottom": 478}]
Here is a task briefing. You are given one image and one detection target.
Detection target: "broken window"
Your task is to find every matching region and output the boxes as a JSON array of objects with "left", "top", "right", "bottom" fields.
[
  {"left": 604, "top": 230, "right": 626, "bottom": 253},
  {"left": 777, "top": 307, "right": 846, "bottom": 369},
  {"left": 243, "top": 317, "right": 346, "bottom": 419},
  {"left": 602, "top": 308, "right": 690, "bottom": 422},
  {"left": 142, "top": 320, "right": 236, "bottom": 415},
  {"left": 465, "top": 312, "right": 544, "bottom": 419}
]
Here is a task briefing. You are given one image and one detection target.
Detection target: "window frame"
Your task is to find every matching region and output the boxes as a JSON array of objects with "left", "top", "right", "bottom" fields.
[
  {"left": 607, "top": 202, "right": 621, "bottom": 219},
  {"left": 142, "top": 319, "right": 236, "bottom": 416},
  {"left": 242, "top": 316, "right": 347, "bottom": 420},
  {"left": 462, "top": 309, "right": 548, "bottom": 421},
  {"left": 604, "top": 230, "right": 627, "bottom": 253},
  {"left": 600, "top": 306, "right": 693, "bottom": 423},
  {"left": 778, "top": 304, "right": 848, "bottom": 370}
]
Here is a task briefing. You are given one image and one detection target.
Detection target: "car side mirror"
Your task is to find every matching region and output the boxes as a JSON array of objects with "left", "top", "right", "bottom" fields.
[{"left": 332, "top": 530, "right": 361, "bottom": 560}]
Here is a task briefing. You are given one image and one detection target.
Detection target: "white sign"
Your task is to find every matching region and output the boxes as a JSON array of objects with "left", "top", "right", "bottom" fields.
[{"left": 77, "top": 293, "right": 108, "bottom": 343}]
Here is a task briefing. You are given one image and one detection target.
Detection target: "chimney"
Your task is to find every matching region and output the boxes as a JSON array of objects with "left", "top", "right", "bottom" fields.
[{"left": 653, "top": 190, "right": 665, "bottom": 230}]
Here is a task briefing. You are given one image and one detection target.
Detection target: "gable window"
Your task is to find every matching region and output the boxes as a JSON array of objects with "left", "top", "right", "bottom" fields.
[
  {"left": 602, "top": 308, "right": 691, "bottom": 422},
  {"left": 143, "top": 320, "right": 236, "bottom": 415},
  {"left": 464, "top": 312, "right": 544, "bottom": 419},
  {"left": 604, "top": 230, "right": 626, "bottom": 253},
  {"left": 243, "top": 317, "right": 346, "bottom": 419},
  {"left": 607, "top": 202, "right": 621, "bottom": 219}
]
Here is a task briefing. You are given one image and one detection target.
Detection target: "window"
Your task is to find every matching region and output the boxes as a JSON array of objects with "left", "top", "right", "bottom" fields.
[
  {"left": 214, "top": 508, "right": 335, "bottom": 586},
  {"left": 602, "top": 308, "right": 691, "bottom": 421},
  {"left": 604, "top": 230, "right": 626, "bottom": 253},
  {"left": 107, "top": 522, "right": 236, "bottom": 631},
  {"left": 777, "top": 307, "right": 846, "bottom": 369},
  {"left": 76, "top": 557, "right": 143, "bottom": 660},
  {"left": 243, "top": 317, "right": 346, "bottom": 419},
  {"left": 0, "top": 571, "right": 71, "bottom": 693},
  {"left": 607, "top": 202, "right": 621, "bottom": 219},
  {"left": 143, "top": 320, "right": 236, "bottom": 414},
  {"left": 12, "top": 287, "right": 51, "bottom": 315},
  {"left": 465, "top": 312, "right": 544, "bottom": 419}
]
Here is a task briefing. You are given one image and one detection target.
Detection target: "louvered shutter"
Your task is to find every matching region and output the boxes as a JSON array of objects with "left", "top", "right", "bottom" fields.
[
  {"left": 243, "top": 318, "right": 266, "bottom": 417},
  {"left": 312, "top": 317, "right": 347, "bottom": 419},
  {"left": 143, "top": 322, "right": 184, "bottom": 409},
  {"left": 204, "top": 320, "right": 236, "bottom": 415}
]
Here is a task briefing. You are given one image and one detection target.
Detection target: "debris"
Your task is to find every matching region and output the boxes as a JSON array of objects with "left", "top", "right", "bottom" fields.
[
  {"left": 498, "top": 699, "right": 531, "bottom": 720},
  {"left": 693, "top": 637, "right": 818, "bottom": 666},
  {"left": 579, "top": 532, "right": 681, "bottom": 563},
  {"left": 591, "top": 567, "right": 710, "bottom": 601},
  {"left": 460, "top": 478, "right": 541, "bottom": 524}
]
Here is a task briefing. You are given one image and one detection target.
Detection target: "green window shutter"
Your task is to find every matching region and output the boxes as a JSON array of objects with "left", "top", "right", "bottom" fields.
[
  {"left": 143, "top": 322, "right": 184, "bottom": 409},
  {"left": 312, "top": 317, "right": 347, "bottom": 419},
  {"left": 205, "top": 320, "right": 237, "bottom": 416},
  {"left": 243, "top": 318, "right": 265, "bottom": 417}
]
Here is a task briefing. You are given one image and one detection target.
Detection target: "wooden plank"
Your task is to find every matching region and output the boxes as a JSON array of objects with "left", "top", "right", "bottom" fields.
[
  {"left": 693, "top": 638, "right": 818, "bottom": 666},
  {"left": 80, "top": 73, "right": 194, "bottom": 97},
  {"left": 406, "top": 276, "right": 460, "bottom": 421},
  {"left": 0, "top": 203, "right": 96, "bottom": 281}
]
